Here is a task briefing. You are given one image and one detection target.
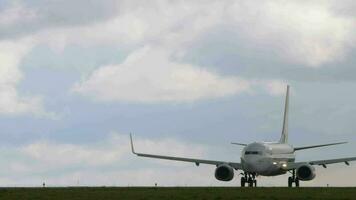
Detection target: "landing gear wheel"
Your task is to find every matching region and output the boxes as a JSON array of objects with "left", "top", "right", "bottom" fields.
[
  {"left": 288, "top": 177, "right": 293, "bottom": 187},
  {"left": 288, "top": 169, "right": 300, "bottom": 187},
  {"left": 241, "top": 177, "right": 246, "bottom": 187},
  {"left": 248, "top": 178, "right": 253, "bottom": 187},
  {"left": 295, "top": 178, "right": 300, "bottom": 187}
]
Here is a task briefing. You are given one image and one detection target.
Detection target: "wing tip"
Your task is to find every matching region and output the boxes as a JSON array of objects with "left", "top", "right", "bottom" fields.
[{"left": 130, "top": 133, "right": 137, "bottom": 155}]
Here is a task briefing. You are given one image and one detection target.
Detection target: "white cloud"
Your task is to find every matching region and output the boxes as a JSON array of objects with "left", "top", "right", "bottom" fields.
[
  {"left": 20, "top": 133, "right": 208, "bottom": 170},
  {"left": 31, "top": 0, "right": 355, "bottom": 67},
  {"left": 261, "top": 80, "right": 288, "bottom": 96},
  {"left": 34, "top": 1, "right": 222, "bottom": 50},
  {"left": 26, "top": 0, "right": 354, "bottom": 105},
  {"left": 22, "top": 141, "right": 121, "bottom": 167},
  {"left": 226, "top": 0, "right": 355, "bottom": 67},
  {"left": 0, "top": 38, "right": 53, "bottom": 116},
  {"left": 0, "top": 3, "right": 54, "bottom": 117},
  {"left": 0, "top": 2, "right": 37, "bottom": 27},
  {"left": 72, "top": 46, "right": 251, "bottom": 103},
  {"left": 21, "top": 134, "right": 128, "bottom": 168},
  {"left": 0, "top": 0, "right": 351, "bottom": 107},
  {"left": 0, "top": 133, "right": 222, "bottom": 186},
  {"left": 2, "top": 0, "right": 350, "bottom": 111},
  {"left": 131, "top": 133, "right": 208, "bottom": 167}
]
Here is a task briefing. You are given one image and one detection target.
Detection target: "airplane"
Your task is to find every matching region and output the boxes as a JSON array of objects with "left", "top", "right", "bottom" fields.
[{"left": 130, "top": 85, "right": 356, "bottom": 187}]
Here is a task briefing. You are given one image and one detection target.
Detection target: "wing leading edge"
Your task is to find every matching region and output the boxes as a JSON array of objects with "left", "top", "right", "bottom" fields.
[{"left": 130, "top": 134, "right": 242, "bottom": 170}]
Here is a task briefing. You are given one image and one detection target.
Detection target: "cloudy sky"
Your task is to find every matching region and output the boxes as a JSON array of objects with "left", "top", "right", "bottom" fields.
[{"left": 0, "top": 0, "right": 355, "bottom": 187}]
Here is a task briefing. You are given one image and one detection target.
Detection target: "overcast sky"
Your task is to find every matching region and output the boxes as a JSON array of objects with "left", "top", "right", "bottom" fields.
[{"left": 0, "top": 0, "right": 355, "bottom": 187}]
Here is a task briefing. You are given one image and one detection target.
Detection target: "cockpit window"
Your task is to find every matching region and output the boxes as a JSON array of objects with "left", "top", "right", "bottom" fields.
[{"left": 245, "top": 151, "right": 261, "bottom": 155}]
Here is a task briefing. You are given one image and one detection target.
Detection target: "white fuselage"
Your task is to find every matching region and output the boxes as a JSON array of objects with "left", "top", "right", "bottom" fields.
[{"left": 241, "top": 142, "right": 295, "bottom": 176}]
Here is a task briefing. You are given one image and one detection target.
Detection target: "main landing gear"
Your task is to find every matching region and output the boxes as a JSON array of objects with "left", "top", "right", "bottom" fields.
[
  {"left": 241, "top": 173, "right": 257, "bottom": 187},
  {"left": 288, "top": 169, "right": 300, "bottom": 187}
]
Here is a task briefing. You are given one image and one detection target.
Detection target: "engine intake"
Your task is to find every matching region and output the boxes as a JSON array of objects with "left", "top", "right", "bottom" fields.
[
  {"left": 215, "top": 164, "right": 234, "bottom": 181},
  {"left": 296, "top": 164, "right": 316, "bottom": 181}
]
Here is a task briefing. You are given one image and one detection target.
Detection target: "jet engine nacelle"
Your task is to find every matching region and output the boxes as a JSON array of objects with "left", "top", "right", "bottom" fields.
[
  {"left": 296, "top": 164, "right": 316, "bottom": 181},
  {"left": 214, "top": 164, "right": 234, "bottom": 181}
]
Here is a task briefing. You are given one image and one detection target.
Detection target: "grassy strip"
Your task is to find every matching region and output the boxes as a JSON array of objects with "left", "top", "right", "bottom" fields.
[{"left": 0, "top": 187, "right": 354, "bottom": 200}]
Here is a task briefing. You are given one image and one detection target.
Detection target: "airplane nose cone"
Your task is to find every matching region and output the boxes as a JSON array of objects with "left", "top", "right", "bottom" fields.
[
  {"left": 243, "top": 157, "right": 263, "bottom": 172},
  {"left": 242, "top": 142, "right": 268, "bottom": 173}
]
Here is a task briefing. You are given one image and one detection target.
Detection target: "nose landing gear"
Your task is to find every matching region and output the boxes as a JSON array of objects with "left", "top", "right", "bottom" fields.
[
  {"left": 241, "top": 173, "right": 257, "bottom": 187},
  {"left": 288, "top": 169, "right": 300, "bottom": 187}
]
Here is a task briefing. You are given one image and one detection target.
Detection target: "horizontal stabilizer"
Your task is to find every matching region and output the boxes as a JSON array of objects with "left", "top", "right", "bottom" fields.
[
  {"left": 294, "top": 142, "right": 347, "bottom": 151},
  {"left": 231, "top": 142, "right": 247, "bottom": 146}
]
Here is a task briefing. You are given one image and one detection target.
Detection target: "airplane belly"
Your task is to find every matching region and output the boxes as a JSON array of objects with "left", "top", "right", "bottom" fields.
[{"left": 260, "top": 165, "right": 286, "bottom": 176}]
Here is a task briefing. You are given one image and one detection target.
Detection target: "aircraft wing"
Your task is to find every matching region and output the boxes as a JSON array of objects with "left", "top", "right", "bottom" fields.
[
  {"left": 130, "top": 134, "right": 242, "bottom": 170},
  {"left": 286, "top": 157, "right": 356, "bottom": 170},
  {"left": 308, "top": 157, "right": 356, "bottom": 166}
]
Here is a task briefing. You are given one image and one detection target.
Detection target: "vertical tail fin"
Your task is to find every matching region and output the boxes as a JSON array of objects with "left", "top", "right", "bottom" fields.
[{"left": 279, "top": 85, "right": 289, "bottom": 143}]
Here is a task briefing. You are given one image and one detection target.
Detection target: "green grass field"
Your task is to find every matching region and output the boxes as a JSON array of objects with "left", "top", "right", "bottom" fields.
[{"left": 0, "top": 187, "right": 355, "bottom": 200}]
